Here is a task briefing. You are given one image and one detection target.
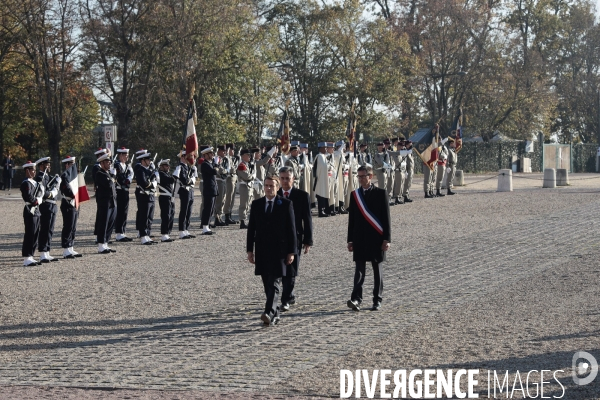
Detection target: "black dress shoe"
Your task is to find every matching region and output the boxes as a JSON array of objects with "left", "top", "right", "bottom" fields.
[
  {"left": 447, "top": 189, "right": 456, "bottom": 195},
  {"left": 261, "top": 313, "right": 271, "bottom": 325},
  {"left": 215, "top": 219, "right": 227, "bottom": 227},
  {"left": 188, "top": 234, "right": 196, "bottom": 238},
  {"left": 40, "top": 259, "right": 50, "bottom": 264},
  {"left": 288, "top": 298, "right": 296, "bottom": 305},
  {"left": 395, "top": 198, "right": 404, "bottom": 205},
  {"left": 142, "top": 241, "right": 155, "bottom": 245},
  {"left": 64, "top": 255, "right": 76, "bottom": 259},
  {"left": 74, "top": 253, "right": 83, "bottom": 258},
  {"left": 436, "top": 189, "right": 445, "bottom": 197},
  {"left": 181, "top": 235, "right": 192, "bottom": 240},
  {"left": 116, "top": 237, "right": 133, "bottom": 242},
  {"left": 239, "top": 221, "right": 248, "bottom": 229},
  {"left": 272, "top": 316, "right": 281, "bottom": 325},
  {"left": 339, "top": 206, "right": 348, "bottom": 214},
  {"left": 281, "top": 303, "right": 290, "bottom": 312},
  {"left": 403, "top": 196, "right": 413, "bottom": 203},
  {"left": 50, "top": 258, "right": 59, "bottom": 262},
  {"left": 209, "top": 224, "right": 216, "bottom": 229},
  {"left": 318, "top": 213, "right": 329, "bottom": 218},
  {"left": 424, "top": 193, "right": 434, "bottom": 199},
  {"left": 201, "top": 231, "right": 214, "bottom": 235},
  {"left": 347, "top": 299, "right": 360, "bottom": 311},
  {"left": 99, "top": 249, "right": 111, "bottom": 254},
  {"left": 371, "top": 302, "right": 381, "bottom": 311},
  {"left": 161, "top": 238, "right": 174, "bottom": 243},
  {"left": 109, "top": 248, "right": 116, "bottom": 253}
]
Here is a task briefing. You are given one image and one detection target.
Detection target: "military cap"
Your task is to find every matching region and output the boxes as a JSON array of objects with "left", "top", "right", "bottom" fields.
[
  {"left": 289, "top": 145, "right": 299, "bottom": 151},
  {"left": 201, "top": 146, "right": 214, "bottom": 155},
  {"left": 136, "top": 152, "right": 152, "bottom": 160},
  {"left": 95, "top": 148, "right": 108, "bottom": 156},
  {"left": 117, "top": 147, "right": 129, "bottom": 153},
  {"left": 240, "top": 148, "right": 251, "bottom": 156},
  {"left": 250, "top": 147, "right": 260, "bottom": 153},
  {"left": 22, "top": 160, "right": 36, "bottom": 169},
  {"left": 300, "top": 143, "right": 308, "bottom": 148},
  {"left": 35, "top": 157, "right": 50, "bottom": 164},
  {"left": 97, "top": 153, "right": 111, "bottom": 162},
  {"left": 217, "top": 145, "right": 226, "bottom": 152},
  {"left": 159, "top": 159, "right": 170, "bottom": 166},
  {"left": 61, "top": 155, "right": 76, "bottom": 163},
  {"left": 317, "top": 142, "right": 327, "bottom": 148}
]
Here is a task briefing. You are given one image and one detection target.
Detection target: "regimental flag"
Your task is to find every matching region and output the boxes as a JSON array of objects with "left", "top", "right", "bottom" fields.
[
  {"left": 346, "top": 100, "right": 357, "bottom": 153},
  {"left": 414, "top": 124, "right": 440, "bottom": 172},
  {"left": 451, "top": 108, "right": 463, "bottom": 153},
  {"left": 277, "top": 109, "right": 291, "bottom": 154},
  {"left": 183, "top": 98, "right": 198, "bottom": 163}
]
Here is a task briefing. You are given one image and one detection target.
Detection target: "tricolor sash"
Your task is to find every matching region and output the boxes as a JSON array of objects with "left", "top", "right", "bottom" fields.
[{"left": 352, "top": 188, "right": 383, "bottom": 235}]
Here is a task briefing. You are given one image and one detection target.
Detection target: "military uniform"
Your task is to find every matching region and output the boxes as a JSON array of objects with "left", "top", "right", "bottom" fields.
[
  {"left": 285, "top": 154, "right": 302, "bottom": 189},
  {"left": 372, "top": 146, "right": 389, "bottom": 192},
  {"left": 134, "top": 152, "right": 158, "bottom": 244},
  {"left": 326, "top": 145, "right": 338, "bottom": 214},
  {"left": 157, "top": 159, "right": 176, "bottom": 241},
  {"left": 35, "top": 157, "right": 60, "bottom": 263},
  {"left": 435, "top": 145, "right": 448, "bottom": 197},
  {"left": 95, "top": 153, "right": 117, "bottom": 253},
  {"left": 174, "top": 155, "right": 196, "bottom": 238},
  {"left": 446, "top": 140, "right": 458, "bottom": 195},
  {"left": 92, "top": 148, "right": 109, "bottom": 238},
  {"left": 384, "top": 141, "right": 395, "bottom": 202},
  {"left": 403, "top": 144, "right": 414, "bottom": 202},
  {"left": 358, "top": 148, "right": 372, "bottom": 166},
  {"left": 59, "top": 156, "right": 82, "bottom": 258},
  {"left": 224, "top": 144, "right": 239, "bottom": 224},
  {"left": 313, "top": 143, "right": 330, "bottom": 217},
  {"left": 113, "top": 148, "right": 134, "bottom": 241},
  {"left": 214, "top": 147, "right": 229, "bottom": 225},
  {"left": 21, "top": 161, "right": 42, "bottom": 266},
  {"left": 237, "top": 149, "right": 256, "bottom": 228}
]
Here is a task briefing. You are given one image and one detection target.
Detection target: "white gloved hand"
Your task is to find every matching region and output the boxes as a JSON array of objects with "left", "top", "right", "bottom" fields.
[
  {"left": 267, "top": 146, "right": 277, "bottom": 157},
  {"left": 36, "top": 196, "right": 43, "bottom": 205},
  {"left": 154, "top": 171, "right": 160, "bottom": 182},
  {"left": 151, "top": 181, "right": 158, "bottom": 190},
  {"left": 55, "top": 176, "right": 62, "bottom": 185},
  {"left": 190, "top": 177, "right": 196, "bottom": 186},
  {"left": 149, "top": 162, "right": 155, "bottom": 170},
  {"left": 447, "top": 167, "right": 451, "bottom": 174},
  {"left": 109, "top": 167, "right": 116, "bottom": 175},
  {"left": 50, "top": 188, "right": 59, "bottom": 198}
]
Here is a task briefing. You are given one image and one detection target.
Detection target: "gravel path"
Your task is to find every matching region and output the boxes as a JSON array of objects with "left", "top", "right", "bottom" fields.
[{"left": 0, "top": 172, "right": 598, "bottom": 399}]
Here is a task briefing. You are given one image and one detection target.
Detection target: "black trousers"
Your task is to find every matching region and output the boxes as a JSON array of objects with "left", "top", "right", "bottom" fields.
[
  {"left": 178, "top": 189, "right": 194, "bottom": 231},
  {"left": 316, "top": 195, "right": 329, "bottom": 215},
  {"left": 4, "top": 177, "right": 11, "bottom": 190},
  {"left": 135, "top": 192, "right": 155, "bottom": 237},
  {"left": 60, "top": 200, "right": 78, "bottom": 248},
  {"left": 159, "top": 196, "right": 175, "bottom": 235},
  {"left": 201, "top": 195, "right": 215, "bottom": 226},
  {"left": 261, "top": 274, "right": 282, "bottom": 319},
  {"left": 22, "top": 207, "right": 40, "bottom": 257},
  {"left": 115, "top": 189, "right": 130, "bottom": 234},
  {"left": 351, "top": 260, "right": 383, "bottom": 304},
  {"left": 281, "top": 249, "right": 301, "bottom": 305},
  {"left": 38, "top": 202, "right": 57, "bottom": 252},
  {"left": 96, "top": 199, "right": 116, "bottom": 244}
]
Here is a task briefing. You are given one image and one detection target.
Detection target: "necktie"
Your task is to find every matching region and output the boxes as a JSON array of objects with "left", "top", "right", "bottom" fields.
[
  {"left": 267, "top": 200, "right": 273, "bottom": 214},
  {"left": 284, "top": 191, "right": 289, "bottom": 198}
]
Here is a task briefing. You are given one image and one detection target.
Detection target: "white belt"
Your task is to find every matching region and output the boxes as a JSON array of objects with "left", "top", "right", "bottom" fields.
[
  {"left": 63, "top": 196, "right": 73, "bottom": 201},
  {"left": 44, "top": 199, "right": 56, "bottom": 204},
  {"left": 158, "top": 185, "right": 173, "bottom": 197}
]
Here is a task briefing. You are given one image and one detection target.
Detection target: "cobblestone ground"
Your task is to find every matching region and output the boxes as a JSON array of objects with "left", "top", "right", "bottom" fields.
[{"left": 0, "top": 173, "right": 599, "bottom": 399}]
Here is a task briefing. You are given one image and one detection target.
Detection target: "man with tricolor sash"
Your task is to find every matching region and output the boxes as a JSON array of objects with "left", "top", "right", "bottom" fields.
[{"left": 346, "top": 165, "right": 391, "bottom": 312}]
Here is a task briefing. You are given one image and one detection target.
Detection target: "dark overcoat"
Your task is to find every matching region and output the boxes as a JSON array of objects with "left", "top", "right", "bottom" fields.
[
  {"left": 347, "top": 185, "right": 391, "bottom": 263},
  {"left": 277, "top": 187, "right": 313, "bottom": 276},
  {"left": 246, "top": 195, "right": 297, "bottom": 277}
]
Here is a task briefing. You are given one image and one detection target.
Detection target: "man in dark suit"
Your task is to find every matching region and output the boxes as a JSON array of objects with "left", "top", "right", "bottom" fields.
[
  {"left": 347, "top": 165, "right": 391, "bottom": 311},
  {"left": 247, "top": 175, "right": 297, "bottom": 326},
  {"left": 3, "top": 152, "right": 14, "bottom": 191},
  {"left": 277, "top": 166, "right": 313, "bottom": 312},
  {"left": 200, "top": 147, "right": 218, "bottom": 235}
]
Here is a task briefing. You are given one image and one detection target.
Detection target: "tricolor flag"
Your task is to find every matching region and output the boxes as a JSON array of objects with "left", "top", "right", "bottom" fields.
[
  {"left": 346, "top": 100, "right": 357, "bottom": 153},
  {"left": 451, "top": 108, "right": 463, "bottom": 153},
  {"left": 277, "top": 109, "right": 291, "bottom": 154},
  {"left": 77, "top": 169, "right": 90, "bottom": 205},
  {"left": 183, "top": 98, "right": 198, "bottom": 163},
  {"left": 414, "top": 125, "right": 440, "bottom": 172}
]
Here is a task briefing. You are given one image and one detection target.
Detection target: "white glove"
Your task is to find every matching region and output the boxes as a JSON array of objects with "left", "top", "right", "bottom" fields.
[
  {"left": 192, "top": 166, "right": 198, "bottom": 177},
  {"left": 190, "top": 177, "right": 196, "bottom": 186},
  {"left": 55, "top": 176, "right": 62, "bottom": 185},
  {"left": 109, "top": 167, "right": 116, "bottom": 175},
  {"left": 154, "top": 171, "right": 160, "bottom": 182},
  {"left": 149, "top": 161, "right": 155, "bottom": 170},
  {"left": 50, "top": 188, "right": 59, "bottom": 199},
  {"left": 267, "top": 146, "right": 277, "bottom": 157},
  {"left": 36, "top": 195, "right": 43, "bottom": 205},
  {"left": 151, "top": 181, "right": 158, "bottom": 190},
  {"left": 173, "top": 165, "right": 181, "bottom": 178},
  {"left": 446, "top": 167, "right": 451, "bottom": 174}
]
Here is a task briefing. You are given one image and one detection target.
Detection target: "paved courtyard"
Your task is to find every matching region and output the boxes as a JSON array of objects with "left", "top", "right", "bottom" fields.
[{"left": 0, "top": 172, "right": 599, "bottom": 399}]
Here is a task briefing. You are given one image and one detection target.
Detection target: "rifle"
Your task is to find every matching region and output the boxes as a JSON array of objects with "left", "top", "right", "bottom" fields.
[{"left": 29, "top": 166, "right": 48, "bottom": 214}]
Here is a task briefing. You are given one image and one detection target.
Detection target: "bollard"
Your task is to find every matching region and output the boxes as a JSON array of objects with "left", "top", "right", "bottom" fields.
[
  {"left": 556, "top": 168, "right": 569, "bottom": 186},
  {"left": 543, "top": 168, "right": 556, "bottom": 188},
  {"left": 455, "top": 170, "right": 464, "bottom": 186},
  {"left": 497, "top": 169, "right": 513, "bottom": 192}
]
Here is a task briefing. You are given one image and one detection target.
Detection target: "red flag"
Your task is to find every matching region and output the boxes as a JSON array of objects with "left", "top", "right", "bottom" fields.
[
  {"left": 184, "top": 99, "right": 198, "bottom": 163},
  {"left": 78, "top": 172, "right": 90, "bottom": 205}
]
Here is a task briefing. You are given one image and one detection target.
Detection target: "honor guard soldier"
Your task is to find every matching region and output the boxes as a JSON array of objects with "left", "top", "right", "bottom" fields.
[
  {"left": 92, "top": 148, "right": 108, "bottom": 240},
  {"left": 253, "top": 148, "right": 266, "bottom": 199},
  {"left": 358, "top": 143, "right": 372, "bottom": 166},
  {"left": 223, "top": 143, "right": 239, "bottom": 225},
  {"left": 423, "top": 140, "right": 440, "bottom": 199},
  {"left": 199, "top": 147, "right": 218, "bottom": 235},
  {"left": 35, "top": 157, "right": 60, "bottom": 263},
  {"left": 173, "top": 150, "right": 196, "bottom": 239},
  {"left": 372, "top": 143, "right": 388, "bottom": 192},
  {"left": 387, "top": 137, "right": 406, "bottom": 205},
  {"left": 114, "top": 147, "right": 134, "bottom": 241},
  {"left": 383, "top": 139, "right": 395, "bottom": 203},
  {"left": 298, "top": 143, "right": 312, "bottom": 196},
  {"left": 334, "top": 141, "right": 349, "bottom": 215},
  {"left": 157, "top": 159, "right": 176, "bottom": 242},
  {"left": 403, "top": 140, "right": 414, "bottom": 202},
  {"left": 313, "top": 142, "right": 330, "bottom": 217},
  {"left": 326, "top": 142, "right": 339, "bottom": 215},
  {"left": 59, "top": 156, "right": 82, "bottom": 259},
  {"left": 446, "top": 137, "right": 457, "bottom": 195},
  {"left": 285, "top": 145, "right": 302, "bottom": 188},
  {"left": 237, "top": 148, "right": 257, "bottom": 229},
  {"left": 95, "top": 153, "right": 117, "bottom": 254},
  {"left": 134, "top": 151, "right": 158, "bottom": 245},
  {"left": 21, "top": 161, "right": 42, "bottom": 266},
  {"left": 435, "top": 140, "right": 448, "bottom": 197},
  {"left": 213, "top": 145, "right": 229, "bottom": 226}
]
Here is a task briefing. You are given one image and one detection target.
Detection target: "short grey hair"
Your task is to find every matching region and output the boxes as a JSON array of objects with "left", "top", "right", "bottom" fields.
[
  {"left": 357, "top": 165, "right": 373, "bottom": 175},
  {"left": 278, "top": 166, "right": 294, "bottom": 177}
]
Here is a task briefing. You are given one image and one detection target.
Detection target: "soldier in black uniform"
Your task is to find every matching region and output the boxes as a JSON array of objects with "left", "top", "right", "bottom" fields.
[
  {"left": 35, "top": 157, "right": 60, "bottom": 263},
  {"left": 95, "top": 153, "right": 117, "bottom": 254},
  {"left": 157, "top": 159, "right": 176, "bottom": 242},
  {"left": 21, "top": 160, "right": 42, "bottom": 266},
  {"left": 200, "top": 147, "right": 218, "bottom": 235},
  {"left": 59, "top": 156, "right": 82, "bottom": 259},
  {"left": 173, "top": 150, "right": 196, "bottom": 239},
  {"left": 92, "top": 148, "right": 108, "bottom": 241},
  {"left": 134, "top": 151, "right": 158, "bottom": 245},
  {"left": 114, "top": 147, "right": 134, "bottom": 242}
]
